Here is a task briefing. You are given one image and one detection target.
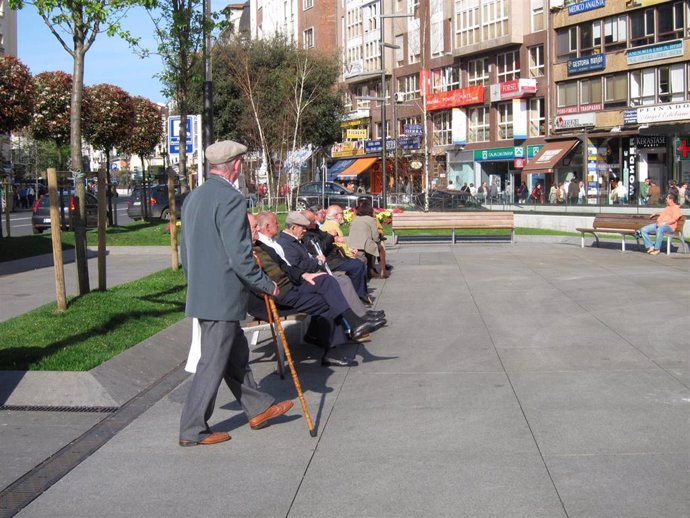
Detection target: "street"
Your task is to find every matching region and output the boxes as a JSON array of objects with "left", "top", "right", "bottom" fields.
[{"left": 1, "top": 196, "right": 134, "bottom": 237}]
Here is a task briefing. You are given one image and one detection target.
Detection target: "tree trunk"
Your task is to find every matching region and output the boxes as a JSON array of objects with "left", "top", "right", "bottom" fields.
[
  {"left": 97, "top": 150, "right": 108, "bottom": 291},
  {"left": 71, "top": 43, "right": 90, "bottom": 294}
]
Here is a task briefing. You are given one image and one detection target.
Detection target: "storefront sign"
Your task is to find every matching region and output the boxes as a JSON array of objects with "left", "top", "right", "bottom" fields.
[
  {"left": 473, "top": 147, "right": 522, "bottom": 161},
  {"left": 623, "top": 138, "right": 637, "bottom": 200},
  {"left": 627, "top": 40, "right": 683, "bottom": 65},
  {"left": 634, "top": 136, "right": 666, "bottom": 148},
  {"left": 331, "top": 140, "right": 365, "bottom": 158},
  {"left": 346, "top": 129, "right": 368, "bottom": 139},
  {"left": 567, "top": 54, "right": 606, "bottom": 75},
  {"left": 343, "top": 60, "right": 363, "bottom": 79},
  {"left": 568, "top": 0, "right": 605, "bottom": 15},
  {"left": 404, "top": 124, "right": 423, "bottom": 136},
  {"left": 628, "top": 102, "right": 690, "bottom": 124},
  {"left": 556, "top": 103, "right": 602, "bottom": 115},
  {"left": 554, "top": 112, "right": 596, "bottom": 129},
  {"left": 527, "top": 145, "right": 543, "bottom": 158},
  {"left": 426, "top": 85, "right": 484, "bottom": 111},
  {"left": 364, "top": 136, "right": 421, "bottom": 153},
  {"left": 514, "top": 158, "right": 525, "bottom": 169},
  {"left": 489, "top": 79, "right": 537, "bottom": 102},
  {"left": 676, "top": 137, "right": 690, "bottom": 160},
  {"left": 410, "top": 160, "right": 423, "bottom": 170}
]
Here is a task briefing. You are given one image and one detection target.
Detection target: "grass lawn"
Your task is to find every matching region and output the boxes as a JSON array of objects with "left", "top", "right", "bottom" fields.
[{"left": 0, "top": 268, "right": 187, "bottom": 371}]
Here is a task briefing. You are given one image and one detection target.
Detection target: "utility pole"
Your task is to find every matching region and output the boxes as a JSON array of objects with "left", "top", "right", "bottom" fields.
[{"left": 202, "top": 0, "right": 213, "bottom": 183}]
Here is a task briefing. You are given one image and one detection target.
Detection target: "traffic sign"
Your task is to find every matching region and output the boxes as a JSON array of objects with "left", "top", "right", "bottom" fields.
[{"left": 168, "top": 115, "right": 194, "bottom": 155}]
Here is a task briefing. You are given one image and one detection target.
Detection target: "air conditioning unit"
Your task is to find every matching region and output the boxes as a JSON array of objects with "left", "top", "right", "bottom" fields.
[{"left": 394, "top": 92, "right": 405, "bottom": 103}]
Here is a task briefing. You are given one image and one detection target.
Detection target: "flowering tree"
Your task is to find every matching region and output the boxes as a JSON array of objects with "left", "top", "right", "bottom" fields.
[
  {"left": 0, "top": 55, "right": 35, "bottom": 135},
  {"left": 29, "top": 71, "right": 72, "bottom": 169},
  {"left": 83, "top": 83, "right": 135, "bottom": 290}
]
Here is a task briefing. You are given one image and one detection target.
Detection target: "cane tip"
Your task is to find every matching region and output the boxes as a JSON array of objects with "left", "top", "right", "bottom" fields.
[{"left": 310, "top": 429, "right": 317, "bottom": 437}]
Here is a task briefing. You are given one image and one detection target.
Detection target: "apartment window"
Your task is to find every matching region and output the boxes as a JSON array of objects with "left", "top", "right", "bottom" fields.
[
  {"left": 467, "top": 57, "right": 489, "bottom": 86},
  {"left": 356, "top": 84, "right": 370, "bottom": 108},
  {"left": 303, "top": 28, "right": 314, "bottom": 48},
  {"left": 456, "top": 0, "right": 480, "bottom": 47},
  {"left": 497, "top": 101, "right": 513, "bottom": 139},
  {"left": 557, "top": 81, "right": 578, "bottom": 108},
  {"left": 531, "top": 0, "right": 545, "bottom": 32},
  {"left": 431, "top": 65, "right": 462, "bottom": 93},
  {"left": 556, "top": 27, "right": 577, "bottom": 61},
  {"left": 657, "top": 2, "right": 684, "bottom": 41},
  {"left": 529, "top": 45, "right": 544, "bottom": 78},
  {"left": 497, "top": 50, "right": 520, "bottom": 82},
  {"left": 630, "top": 68, "right": 657, "bottom": 106},
  {"left": 395, "top": 35, "right": 405, "bottom": 66},
  {"left": 630, "top": 9, "right": 655, "bottom": 47},
  {"left": 303, "top": 0, "right": 313, "bottom": 9},
  {"left": 604, "top": 73, "right": 627, "bottom": 107},
  {"left": 468, "top": 106, "right": 489, "bottom": 142},
  {"left": 482, "top": 0, "right": 507, "bottom": 40},
  {"left": 397, "top": 74, "right": 420, "bottom": 101},
  {"left": 529, "top": 98, "right": 545, "bottom": 137},
  {"left": 664, "top": 64, "right": 687, "bottom": 102},
  {"left": 580, "top": 77, "right": 602, "bottom": 105},
  {"left": 603, "top": 15, "right": 627, "bottom": 52},
  {"left": 432, "top": 110, "right": 452, "bottom": 146},
  {"left": 579, "top": 20, "right": 601, "bottom": 55}
]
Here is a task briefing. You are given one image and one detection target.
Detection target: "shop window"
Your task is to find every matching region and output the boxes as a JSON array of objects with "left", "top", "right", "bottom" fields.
[
  {"left": 556, "top": 27, "right": 577, "bottom": 61},
  {"left": 432, "top": 110, "right": 452, "bottom": 146},
  {"left": 529, "top": 98, "right": 545, "bottom": 137},
  {"left": 580, "top": 77, "right": 602, "bottom": 105},
  {"left": 604, "top": 73, "right": 627, "bottom": 107},
  {"left": 467, "top": 57, "right": 489, "bottom": 86},
  {"left": 497, "top": 50, "right": 520, "bottom": 82},
  {"left": 497, "top": 101, "right": 513, "bottom": 140},
  {"left": 603, "top": 15, "right": 627, "bottom": 52},
  {"left": 528, "top": 45, "right": 544, "bottom": 78},
  {"left": 468, "top": 106, "right": 488, "bottom": 142},
  {"left": 557, "top": 81, "right": 578, "bottom": 108}
]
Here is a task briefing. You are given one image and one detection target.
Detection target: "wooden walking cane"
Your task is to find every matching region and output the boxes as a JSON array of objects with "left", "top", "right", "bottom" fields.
[
  {"left": 254, "top": 253, "right": 317, "bottom": 437},
  {"left": 262, "top": 293, "right": 286, "bottom": 380}
]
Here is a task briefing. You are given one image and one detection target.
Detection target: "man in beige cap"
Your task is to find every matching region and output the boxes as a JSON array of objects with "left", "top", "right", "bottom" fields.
[{"left": 179, "top": 140, "right": 293, "bottom": 447}]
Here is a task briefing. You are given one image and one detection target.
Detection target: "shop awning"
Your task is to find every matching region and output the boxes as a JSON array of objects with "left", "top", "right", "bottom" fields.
[
  {"left": 522, "top": 139, "right": 580, "bottom": 174},
  {"left": 337, "top": 157, "right": 378, "bottom": 180},
  {"left": 327, "top": 159, "right": 355, "bottom": 181}
]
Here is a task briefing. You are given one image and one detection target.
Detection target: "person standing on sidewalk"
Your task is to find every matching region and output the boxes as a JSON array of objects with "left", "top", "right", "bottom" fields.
[{"left": 178, "top": 140, "right": 293, "bottom": 447}]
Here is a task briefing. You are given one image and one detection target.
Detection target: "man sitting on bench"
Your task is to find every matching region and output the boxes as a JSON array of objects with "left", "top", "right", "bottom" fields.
[{"left": 640, "top": 192, "right": 682, "bottom": 256}]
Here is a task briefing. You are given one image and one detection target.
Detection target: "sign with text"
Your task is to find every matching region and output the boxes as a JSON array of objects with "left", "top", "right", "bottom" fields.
[
  {"left": 426, "top": 85, "right": 484, "bottom": 111},
  {"left": 627, "top": 40, "right": 683, "bottom": 65},
  {"left": 629, "top": 102, "right": 690, "bottom": 124},
  {"left": 346, "top": 129, "right": 368, "bottom": 139},
  {"left": 568, "top": 0, "right": 605, "bottom": 15},
  {"left": 554, "top": 112, "right": 595, "bottom": 129},
  {"left": 567, "top": 54, "right": 606, "bottom": 75},
  {"left": 168, "top": 115, "right": 195, "bottom": 155},
  {"left": 489, "top": 79, "right": 537, "bottom": 102},
  {"left": 473, "top": 147, "right": 522, "bottom": 161}
]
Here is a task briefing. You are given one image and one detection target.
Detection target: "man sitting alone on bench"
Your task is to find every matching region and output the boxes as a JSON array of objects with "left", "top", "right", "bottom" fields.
[{"left": 639, "top": 192, "right": 682, "bottom": 256}]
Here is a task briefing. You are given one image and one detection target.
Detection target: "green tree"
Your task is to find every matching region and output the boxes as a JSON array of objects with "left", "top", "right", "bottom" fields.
[
  {"left": 9, "top": 0, "right": 155, "bottom": 294},
  {"left": 83, "top": 83, "right": 135, "bottom": 290},
  {"left": 29, "top": 71, "right": 72, "bottom": 171}
]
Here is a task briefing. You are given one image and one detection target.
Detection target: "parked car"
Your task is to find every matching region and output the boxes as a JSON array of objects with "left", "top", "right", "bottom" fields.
[
  {"left": 31, "top": 191, "right": 103, "bottom": 233},
  {"left": 293, "top": 181, "right": 381, "bottom": 210},
  {"left": 420, "top": 190, "right": 482, "bottom": 210},
  {"left": 127, "top": 184, "right": 187, "bottom": 221}
]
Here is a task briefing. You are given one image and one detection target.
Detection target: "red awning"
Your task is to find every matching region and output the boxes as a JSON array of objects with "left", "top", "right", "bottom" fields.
[{"left": 522, "top": 139, "right": 580, "bottom": 174}]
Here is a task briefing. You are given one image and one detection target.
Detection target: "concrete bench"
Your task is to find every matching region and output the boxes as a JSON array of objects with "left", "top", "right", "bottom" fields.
[
  {"left": 576, "top": 214, "right": 687, "bottom": 255},
  {"left": 392, "top": 211, "right": 515, "bottom": 244}
]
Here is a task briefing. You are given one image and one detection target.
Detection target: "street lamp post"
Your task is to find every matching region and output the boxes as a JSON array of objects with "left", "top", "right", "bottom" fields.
[{"left": 202, "top": 0, "right": 213, "bottom": 182}]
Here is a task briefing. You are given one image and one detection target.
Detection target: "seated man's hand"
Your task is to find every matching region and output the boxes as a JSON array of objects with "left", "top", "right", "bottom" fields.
[
  {"left": 317, "top": 254, "right": 327, "bottom": 263},
  {"left": 302, "top": 272, "right": 326, "bottom": 285}
]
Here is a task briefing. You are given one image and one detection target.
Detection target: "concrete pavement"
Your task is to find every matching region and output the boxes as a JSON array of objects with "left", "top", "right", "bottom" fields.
[{"left": 1, "top": 239, "right": 689, "bottom": 517}]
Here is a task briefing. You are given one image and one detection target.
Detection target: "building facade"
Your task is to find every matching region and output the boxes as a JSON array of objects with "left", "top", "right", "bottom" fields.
[{"left": 250, "top": 0, "right": 690, "bottom": 203}]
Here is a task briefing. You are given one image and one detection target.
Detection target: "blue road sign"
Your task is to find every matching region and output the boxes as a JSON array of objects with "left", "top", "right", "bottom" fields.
[{"left": 168, "top": 116, "right": 194, "bottom": 154}]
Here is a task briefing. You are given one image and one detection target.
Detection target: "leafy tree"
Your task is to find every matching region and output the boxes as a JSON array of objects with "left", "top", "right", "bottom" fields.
[
  {"left": 0, "top": 55, "right": 35, "bottom": 135},
  {"left": 121, "top": 96, "right": 164, "bottom": 177},
  {"left": 83, "top": 83, "right": 135, "bottom": 290},
  {"left": 29, "top": 71, "right": 72, "bottom": 170},
  {"left": 9, "top": 0, "right": 156, "bottom": 294}
]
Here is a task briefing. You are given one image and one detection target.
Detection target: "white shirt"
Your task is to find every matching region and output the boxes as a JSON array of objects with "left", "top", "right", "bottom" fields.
[{"left": 258, "top": 232, "right": 291, "bottom": 266}]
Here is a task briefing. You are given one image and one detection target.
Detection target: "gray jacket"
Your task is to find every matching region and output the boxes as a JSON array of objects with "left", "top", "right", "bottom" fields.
[{"left": 180, "top": 175, "right": 274, "bottom": 321}]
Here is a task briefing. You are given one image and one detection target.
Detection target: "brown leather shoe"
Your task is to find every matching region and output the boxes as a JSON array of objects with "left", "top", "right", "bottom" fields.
[
  {"left": 249, "top": 400, "right": 294, "bottom": 430},
  {"left": 179, "top": 431, "right": 231, "bottom": 447}
]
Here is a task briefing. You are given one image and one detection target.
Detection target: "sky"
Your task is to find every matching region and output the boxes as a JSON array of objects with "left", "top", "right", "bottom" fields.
[{"left": 16, "top": 3, "right": 228, "bottom": 105}]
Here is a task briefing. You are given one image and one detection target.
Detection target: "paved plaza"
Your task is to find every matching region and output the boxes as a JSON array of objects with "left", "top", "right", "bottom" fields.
[{"left": 1, "top": 239, "right": 689, "bottom": 517}]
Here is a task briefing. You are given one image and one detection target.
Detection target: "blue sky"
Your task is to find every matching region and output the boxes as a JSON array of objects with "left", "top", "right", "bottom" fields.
[{"left": 17, "top": 4, "right": 218, "bottom": 105}]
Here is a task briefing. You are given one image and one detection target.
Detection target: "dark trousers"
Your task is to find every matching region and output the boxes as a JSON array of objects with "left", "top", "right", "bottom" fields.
[
  {"left": 179, "top": 320, "right": 274, "bottom": 442},
  {"left": 332, "top": 258, "right": 367, "bottom": 298}
]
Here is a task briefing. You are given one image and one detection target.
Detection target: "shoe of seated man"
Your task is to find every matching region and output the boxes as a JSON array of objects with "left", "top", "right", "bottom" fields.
[
  {"left": 649, "top": 249, "right": 661, "bottom": 256},
  {"left": 646, "top": 247, "right": 655, "bottom": 254},
  {"left": 321, "top": 349, "right": 358, "bottom": 367}
]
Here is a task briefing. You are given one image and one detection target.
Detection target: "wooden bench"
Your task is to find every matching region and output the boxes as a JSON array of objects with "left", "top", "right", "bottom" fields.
[
  {"left": 576, "top": 214, "right": 687, "bottom": 255},
  {"left": 646, "top": 216, "right": 687, "bottom": 255},
  {"left": 392, "top": 211, "right": 515, "bottom": 244}
]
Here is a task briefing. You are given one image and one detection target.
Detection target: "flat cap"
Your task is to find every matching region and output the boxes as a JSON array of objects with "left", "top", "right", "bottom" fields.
[
  {"left": 285, "top": 211, "right": 311, "bottom": 227},
  {"left": 205, "top": 140, "right": 247, "bottom": 165}
]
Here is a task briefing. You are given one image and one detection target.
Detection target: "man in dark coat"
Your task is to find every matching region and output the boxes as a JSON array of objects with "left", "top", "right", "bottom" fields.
[{"left": 178, "top": 140, "right": 293, "bottom": 447}]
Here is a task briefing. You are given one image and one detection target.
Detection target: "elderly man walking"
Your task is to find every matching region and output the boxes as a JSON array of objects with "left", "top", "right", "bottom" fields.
[{"left": 179, "top": 140, "right": 292, "bottom": 447}]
